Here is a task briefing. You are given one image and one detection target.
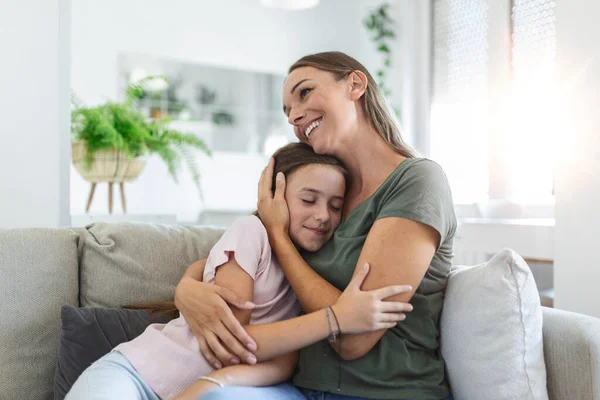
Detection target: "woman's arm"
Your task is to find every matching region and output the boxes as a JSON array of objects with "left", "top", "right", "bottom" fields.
[
  {"left": 214, "top": 253, "right": 410, "bottom": 363},
  {"left": 182, "top": 259, "right": 207, "bottom": 280},
  {"left": 270, "top": 217, "right": 437, "bottom": 360},
  {"left": 259, "top": 165, "right": 436, "bottom": 360},
  {"left": 175, "top": 260, "right": 258, "bottom": 368},
  {"left": 174, "top": 217, "right": 415, "bottom": 366}
]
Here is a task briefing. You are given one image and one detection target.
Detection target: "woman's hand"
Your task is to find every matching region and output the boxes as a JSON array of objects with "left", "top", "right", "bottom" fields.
[
  {"left": 257, "top": 157, "right": 290, "bottom": 240},
  {"left": 174, "top": 276, "right": 258, "bottom": 368},
  {"left": 331, "top": 263, "right": 414, "bottom": 334}
]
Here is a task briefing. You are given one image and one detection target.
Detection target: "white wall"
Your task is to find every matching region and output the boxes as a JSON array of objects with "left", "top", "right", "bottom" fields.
[
  {"left": 0, "top": 0, "right": 71, "bottom": 228},
  {"left": 351, "top": 0, "right": 426, "bottom": 153},
  {"left": 71, "top": 0, "right": 365, "bottom": 106},
  {"left": 69, "top": 0, "right": 397, "bottom": 222},
  {"left": 553, "top": 0, "right": 600, "bottom": 317},
  {"left": 394, "top": 0, "right": 431, "bottom": 154}
]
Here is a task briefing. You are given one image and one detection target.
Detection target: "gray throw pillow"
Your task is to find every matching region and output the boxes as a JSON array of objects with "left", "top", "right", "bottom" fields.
[{"left": 53, "top": 305, "right": 171, "bottom": 400}]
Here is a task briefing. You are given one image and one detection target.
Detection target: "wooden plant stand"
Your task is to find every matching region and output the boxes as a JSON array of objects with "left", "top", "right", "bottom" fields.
[{"left": 85, "top": 182, "right": 128, "bottom": 214}]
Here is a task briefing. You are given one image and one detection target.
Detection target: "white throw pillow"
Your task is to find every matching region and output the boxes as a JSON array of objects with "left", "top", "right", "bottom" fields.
[{"left": 440, "top": 249, "right": 549, "bottom": 400}]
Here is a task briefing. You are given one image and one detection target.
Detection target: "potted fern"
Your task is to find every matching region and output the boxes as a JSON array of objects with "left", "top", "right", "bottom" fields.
[{"left": 71, "top": 77, "right": 211, "bottom": 213}]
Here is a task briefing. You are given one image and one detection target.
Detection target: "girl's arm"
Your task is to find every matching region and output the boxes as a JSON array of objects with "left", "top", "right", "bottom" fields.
[
  {"left": 210, "top": 252, "right": 410, "bottom": 363},
  {"left": 176, "top": 250, "right": 411, "bottom": 399},
  {"left": 174, "top": 228, "right": 413, "bottom": 368},
  {"left": 174, "top": 352, "right": 298, "bottom": 400},
  {"left": 174, "top": 256, "right": 298, "bottom": 399}
]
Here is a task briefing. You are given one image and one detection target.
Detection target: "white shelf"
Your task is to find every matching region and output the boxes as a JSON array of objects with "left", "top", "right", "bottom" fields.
[{"left": 167, "top": 120, "right": 213, "bottom": 133}]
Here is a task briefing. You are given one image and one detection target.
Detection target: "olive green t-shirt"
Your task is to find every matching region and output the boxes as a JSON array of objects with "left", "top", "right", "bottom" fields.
[{"left": 293, "top": 158, "right": 457, "bottom": 400}]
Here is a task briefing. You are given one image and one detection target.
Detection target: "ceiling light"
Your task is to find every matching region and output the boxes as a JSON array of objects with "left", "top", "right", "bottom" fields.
[{"left": 260, "top": 0, "right": 319, "bottom": 10}]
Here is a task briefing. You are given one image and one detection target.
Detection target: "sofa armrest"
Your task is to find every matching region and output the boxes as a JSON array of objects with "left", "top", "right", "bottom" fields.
[{"left": 543, "top": 307, "right": 600, "bottom": 400}]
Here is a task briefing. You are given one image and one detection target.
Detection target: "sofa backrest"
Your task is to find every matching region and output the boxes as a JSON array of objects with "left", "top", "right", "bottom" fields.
[
  {"left": 0, "top": 228, "right": 80, "bottom": 400},
  {"left": 79, "top": 222, "right": 224, "bottom": 308}
]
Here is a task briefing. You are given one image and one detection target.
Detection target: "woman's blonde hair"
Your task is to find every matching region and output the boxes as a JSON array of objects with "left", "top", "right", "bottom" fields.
[{"left": 289, "top": 51, "right": 417, "bottom": 158}]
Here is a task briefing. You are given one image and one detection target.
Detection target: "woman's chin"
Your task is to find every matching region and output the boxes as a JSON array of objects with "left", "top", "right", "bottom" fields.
[{"left": 308, "top": 140, "right": 328, "bottom": 155}]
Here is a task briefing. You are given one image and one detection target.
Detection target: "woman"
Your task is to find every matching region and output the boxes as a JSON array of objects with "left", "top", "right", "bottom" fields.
[{"left": 175, "top": 52, "right": 457, "bottom": 400}]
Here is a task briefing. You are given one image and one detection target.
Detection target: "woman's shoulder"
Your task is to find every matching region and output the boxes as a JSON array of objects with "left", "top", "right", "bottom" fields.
[
  {"left": 375, "top": 157, "right": 456, "bottom": 228},
  {"left": 397, "top": 157, "right": 448, "bottom": 181},
  {"left": 383, "top": 157, "right": 452, "bottom": 196}
]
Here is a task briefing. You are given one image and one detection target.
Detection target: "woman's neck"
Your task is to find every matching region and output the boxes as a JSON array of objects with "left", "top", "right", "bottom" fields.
[{"left": 337, "top": 126, "right": 407, "bottom": 213}]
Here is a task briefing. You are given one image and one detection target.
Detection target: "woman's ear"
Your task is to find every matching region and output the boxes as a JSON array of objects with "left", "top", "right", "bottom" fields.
[{"left": 348, "top": 70, "right": 368, "bottom": 101}]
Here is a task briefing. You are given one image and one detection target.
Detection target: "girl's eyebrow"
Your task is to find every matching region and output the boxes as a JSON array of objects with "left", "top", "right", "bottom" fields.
[{"left": 300, "top": 188, "right": 344, "bottom": 201}]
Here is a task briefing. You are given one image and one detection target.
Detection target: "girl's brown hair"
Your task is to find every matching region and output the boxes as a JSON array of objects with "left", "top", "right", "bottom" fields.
[
  {"left": 256, "top": 141, "right": 347, "bottom": 212},
  {"left": 289, "top": 51, "right": 417, "bottom": 158},
  {"left": 126, "top": 142, "right": 346, "bottom": 318}
]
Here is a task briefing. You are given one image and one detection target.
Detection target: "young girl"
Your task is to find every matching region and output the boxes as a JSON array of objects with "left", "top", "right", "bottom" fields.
[{"left": 65, "top": 142, "right": 413, "bottom": 400}]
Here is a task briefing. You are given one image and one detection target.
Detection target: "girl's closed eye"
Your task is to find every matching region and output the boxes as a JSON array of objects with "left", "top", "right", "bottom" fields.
[{"left": 302, "top": 199, "right": 315, "bottom": 205}]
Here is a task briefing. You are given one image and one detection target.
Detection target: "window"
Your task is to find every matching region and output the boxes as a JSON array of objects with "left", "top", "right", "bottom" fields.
[
  {"left": 431, "top": 0, "right": 490, "bottom": 204},
  {"left": 506, "top": 0, "right": 557, "bottom": 203},
  {"left": 431, "top": 0, "right": 557, "bottom": 206}
]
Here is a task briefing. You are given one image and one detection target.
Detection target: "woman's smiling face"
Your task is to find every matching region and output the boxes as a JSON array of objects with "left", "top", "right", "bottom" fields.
[
  {"left": 282, "top": 66, "right": 359, "bottom": 156},
  {"left": 284, "top": 163, "right": 346, "bottom": 252}
]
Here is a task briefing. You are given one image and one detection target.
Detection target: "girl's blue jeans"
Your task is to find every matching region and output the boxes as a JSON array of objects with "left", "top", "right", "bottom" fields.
[
  {"left": 66, "top": 350, "right": 453, "bottom": 400},
  {"left": 199, "top": 383, "right": 453, "bottom": 400}
]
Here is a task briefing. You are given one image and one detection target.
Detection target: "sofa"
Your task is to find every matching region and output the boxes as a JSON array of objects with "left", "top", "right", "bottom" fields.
[{"left": 1, "top": 222, "right": 599, "bottom": 400}]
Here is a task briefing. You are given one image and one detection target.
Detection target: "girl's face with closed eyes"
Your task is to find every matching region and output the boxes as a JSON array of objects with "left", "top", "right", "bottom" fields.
[{"left": 284, "top": 163, "right": 346, "bottom": 252}]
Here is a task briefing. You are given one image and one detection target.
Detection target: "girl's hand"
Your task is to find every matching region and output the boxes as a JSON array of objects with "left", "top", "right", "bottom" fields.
[
  {"left": 257, "top": 157, "right": 290, "bottom": 239},
  {"left": 332, "top": 263, "right": 414, "bottom": 334},
  {"left": 174, "top": 277, "right": 258, "bottom": 368}
]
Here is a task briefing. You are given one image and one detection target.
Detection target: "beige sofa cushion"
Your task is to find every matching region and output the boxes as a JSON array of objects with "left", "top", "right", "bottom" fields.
[
  {"left": 0, "top": 228, "right": 80, "bottom": 400},
  {"left": 79, "top": 222, "right": 225, "bottom": 307}
]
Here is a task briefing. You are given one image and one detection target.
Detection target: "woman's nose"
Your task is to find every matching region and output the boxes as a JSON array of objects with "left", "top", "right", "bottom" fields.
[{"left": 288, "top": 108, "right": 305, "bottom": 126}]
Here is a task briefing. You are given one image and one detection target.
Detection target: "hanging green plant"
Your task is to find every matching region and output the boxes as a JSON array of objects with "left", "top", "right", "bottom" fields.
[{"left": 364, "top": 2, "right": 400, "bottom": 117}]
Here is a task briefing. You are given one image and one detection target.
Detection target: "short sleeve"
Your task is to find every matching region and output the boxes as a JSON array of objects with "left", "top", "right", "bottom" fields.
[
  {"left": 377, "top": 159, "right": 456, "bottom": 247},
  {"left": 202, "top": 216, "right": 268, "bottom": 283}
]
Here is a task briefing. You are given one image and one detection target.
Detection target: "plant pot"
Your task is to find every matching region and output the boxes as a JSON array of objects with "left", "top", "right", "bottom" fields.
[
  {"left": 71, "top": 141, "right": 147, "bottom": 183},
  {"left": 71, "top": 142, "right": 148, "bottom": 214}
]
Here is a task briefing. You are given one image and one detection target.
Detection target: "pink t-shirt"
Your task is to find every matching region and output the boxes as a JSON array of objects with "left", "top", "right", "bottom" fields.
[{"left": 116, "top": 216, "right": 301, "bottom": 399}]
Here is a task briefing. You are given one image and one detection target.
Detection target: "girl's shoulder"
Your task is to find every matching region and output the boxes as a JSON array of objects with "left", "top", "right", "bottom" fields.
[
  {"left": 227, "top": 215, "right": 267, "bottom": 236},
  {"left": 219, "top": 215, "right": 271, "bottom": 255}
]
